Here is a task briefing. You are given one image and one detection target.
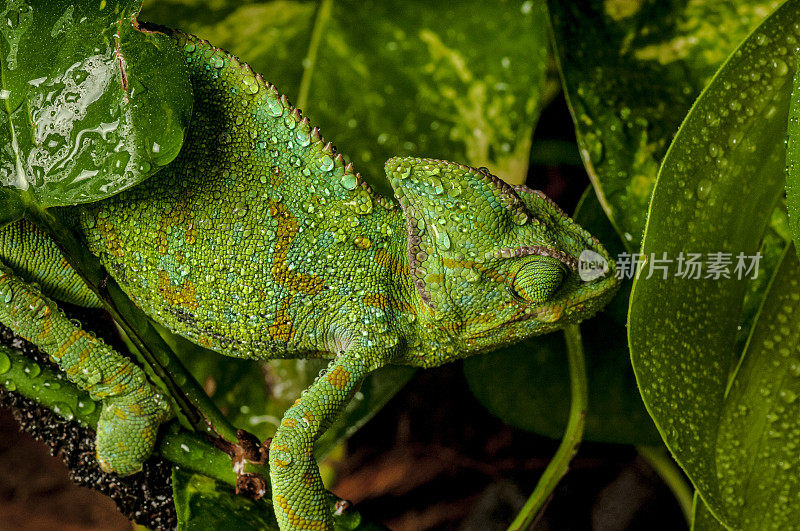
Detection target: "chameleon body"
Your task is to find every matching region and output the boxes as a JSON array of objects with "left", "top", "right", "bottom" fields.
[{"left": 0, "top": 30, "right": 619, "bottom": 530}]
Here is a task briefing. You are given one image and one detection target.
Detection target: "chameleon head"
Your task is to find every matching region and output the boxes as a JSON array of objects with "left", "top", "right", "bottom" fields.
[{"left": 386, "top": 156, "right": 620, "bottom": 354}]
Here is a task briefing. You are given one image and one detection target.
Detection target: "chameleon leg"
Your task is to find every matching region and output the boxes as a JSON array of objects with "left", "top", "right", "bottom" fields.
[
  {"left": 0, "top": 263, "right": 172, "bottom": 475},
  {"left": 270, "top": 349, "right": 383, "bottom": 530}
]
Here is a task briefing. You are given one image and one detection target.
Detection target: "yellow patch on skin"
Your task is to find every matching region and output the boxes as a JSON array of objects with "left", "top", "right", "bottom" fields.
[
  {"left": 325, "top": 366, "right": 350, "bottom": 390},
  {"left": 197, "top": 335, "right": 213, "bottom": 348},
  {"left": 301, "top": 470, "right": 316, "bottom": 486},
  {"left": 268, "top": 296, "right": 295, "bottom": 341},
  {"left": 157, "top": 270, "right": 199, "bottom": 311},
  {"left": 275, "top": 495, "right": 329, "bottom": 531},
  {"left": 302, "top": 411, "right": 315, "bottom": 425},
  {"left": 268, "top": 201, "right": 325, "bottom": 295},
  {"left": 362, "top": 292, "right": 414, "bottom": 313},
  {"left": 375, "top": 248, "right": 408, "bottom": 277},
  {"left": 99, "top": 220, "right": 125, "bottom": 258},
  {"left": 53, "top": 330, "right": 84, "bottom": 362},
  {"left": 463, "top": 311, "right": 497, "bottom": 327},
  {"left": 36, "top": 310, "right": 53, "bottom": 341},
  {"left": 271, "top": 444, "right": 292, "bottom": 468},
  {"left": 156, "top": 196, "right": 197, "bottom": 255},
  {"left": 282, "top": 418, "right": 298, "bottom": 428}
]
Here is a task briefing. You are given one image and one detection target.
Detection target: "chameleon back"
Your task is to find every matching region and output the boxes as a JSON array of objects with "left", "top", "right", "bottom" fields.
[{"left": 78, "top": 31, "right": 413, "bottom": 360}]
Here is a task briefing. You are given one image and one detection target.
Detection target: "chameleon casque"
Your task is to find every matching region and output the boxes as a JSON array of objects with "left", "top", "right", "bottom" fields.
[{"left": 0, "top": 29, "right": 619, "bottom": 530}]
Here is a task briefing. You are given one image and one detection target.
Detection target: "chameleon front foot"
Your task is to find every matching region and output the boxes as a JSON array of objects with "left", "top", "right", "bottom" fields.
[
  {"left": 95, "top": 391, "right": 172, "bottom": 475},
  {"left": 270, "top": 348, "right": 384, "bottom": 531},
  {"left": 0, "top": 264, "right": 172, "bottom": 476}
]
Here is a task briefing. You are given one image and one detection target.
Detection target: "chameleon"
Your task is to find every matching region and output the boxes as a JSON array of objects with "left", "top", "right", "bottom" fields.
[{"left": 0, "top": 29, "right": 619, "bottom": 530}]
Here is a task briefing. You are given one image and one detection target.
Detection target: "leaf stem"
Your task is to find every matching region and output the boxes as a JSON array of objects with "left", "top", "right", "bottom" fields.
[
  {"left": 508, "top": 324, "right": 588, "bottom": 530},
  {"left": 638, "top": 445, "right": 693, "bottom": 525},
  {"left": 296, "top": 0, "right": 333, "bottom": 111}
]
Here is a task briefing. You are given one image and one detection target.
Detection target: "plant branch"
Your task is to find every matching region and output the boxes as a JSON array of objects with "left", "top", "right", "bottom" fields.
[{"left": 508, "top": 324, "right": 588, "bottom": 530}]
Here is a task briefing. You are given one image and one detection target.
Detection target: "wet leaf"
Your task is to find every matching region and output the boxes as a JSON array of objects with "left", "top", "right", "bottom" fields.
[
  {"left": 786, "top": 58, "right": 800, "bottom": 256},
  {"left": 172, "top": 467, "right": 382, "bottom": 530},
  {"left": 172, "top": 467, "right": 278, "bottom": 530},
  {"left": 691, "top": 493, "right": 727, "bottom": 530},
  {"left": 142, "top": 0, "right": 549, "bottom": 194},
  {"left": 711, "top": 246, "right": 800, "bottom": 528},
  {"left": 549, "top": 0, "right": 782, "bottom": 247},
  {"left": 628, "top": 2, "right": 800, "bottom": 526},
  {"left": 140, "top": 0, "right": 315, "bottom": 98},
  {"left": 303, "top": 0, "right": 548, "bottom": 191},
  {"left": 0, "top": 0, "right": 192, "bottom": 213},
  {"left": 465, "top": 187, "right": 659, "bottom": 444}
]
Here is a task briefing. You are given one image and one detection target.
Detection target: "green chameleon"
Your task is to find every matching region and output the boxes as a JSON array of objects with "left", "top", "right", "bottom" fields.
[{"left": 0, "top": 29, "right": 619, "bottom": 530}]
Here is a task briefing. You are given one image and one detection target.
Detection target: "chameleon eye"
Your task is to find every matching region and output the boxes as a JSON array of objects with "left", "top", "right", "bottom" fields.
[{"left": 511, "top": 256, "right": 567, "bottom": 303}]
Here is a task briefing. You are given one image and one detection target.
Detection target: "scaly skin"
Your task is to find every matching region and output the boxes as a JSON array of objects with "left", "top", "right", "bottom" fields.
[{"left": 0, "top": 30, "right": 619, "bottom": 530}]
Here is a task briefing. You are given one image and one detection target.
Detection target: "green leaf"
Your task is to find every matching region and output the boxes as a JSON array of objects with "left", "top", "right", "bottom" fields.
[
  {"left": 465, "top": 187, "right": 660, "bottom": 445},
  {"left": 549, "top": 0, "right": 782, "bottom": 247},
  {"left": 140, "top": 0, "right": 316, "bottom": 98},
  {"left": 0, "top": 0, "right": 192, "bottom": 210},
  {"left": 712, "top": 245, "right": 800, "bottom": 527},
  {"left": 173, "top": 468, "right": 278, "bottom": 530},
  {"left": 172, "top": 467, "right": 383, "bottom": 530},
  {"left": 142, "top": 0, "right": 549, "bottom": 194},
  {"left": 304, "top": 0, "right": 548, "bottom": 190},
  {"left": 691, "top": 493, "right": 727, "bottom": 531},
  {"left": 786, "top": 58, "right": 800, "bottom": 256},
  {"left": 628, "top": 2, "right": 800, "bottom": 526}
]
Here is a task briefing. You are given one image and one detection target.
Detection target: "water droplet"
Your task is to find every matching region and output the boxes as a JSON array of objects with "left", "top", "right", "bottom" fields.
[
  {"left": 267, "top": 98, "right": 283, "bottom": 117},
  {"left": 77, "top": 400, "right": 96, "bottom": 416},
  {"left": 340, "top": 173, "right": 357, "bottom": 190},
  {"left": 320, "top": 155, "right": 334, "bottom": 172},
  {"left": 295, "top": 129, "right": 310, "bottom": 147},
  {"left": 53, "top": 402, "right": 74, "bottom": 420},
  {"left": 429, "top": 177, "right": 444, "bottom": 195},
  {"left": 24, "top": 361, "right": 41, "bottom": 377},
  {"left": 780, "top": 389, "right": 797, "bottom": 404},
  {"left": 435, "top": 229, "right": 450, "bottom": 250},
  {"left": 696, "top": 180, "right": 712, "bottom": 200},
  {"left": 773, "top": 58, "right": 789, "bottom": 77}
]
